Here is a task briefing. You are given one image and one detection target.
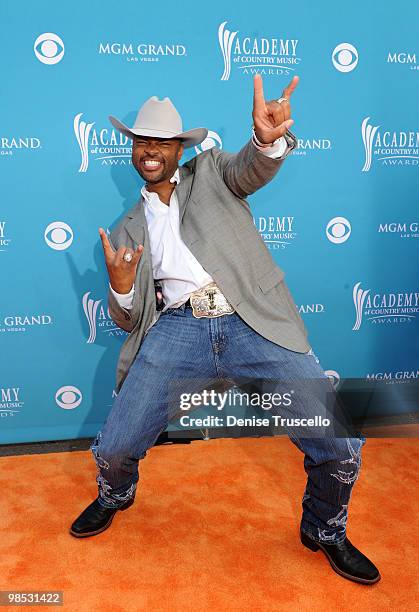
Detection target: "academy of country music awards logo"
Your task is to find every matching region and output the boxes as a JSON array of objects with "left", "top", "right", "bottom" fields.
[
  {"left": 361, "top": 117, "right": 419, "bottom": 171},
  {"left": 74, "top": 113, "right": 131, "bottom": 172},
  {"left": 352, "top": 282, "right": 419, "bottom": 330},
  {"left": 82, "top": 291, "right": 127, "bottom": 343},
  {"left": 218, "top": 21, "right": 301, "bottom": 80},
  {"left": 253, "top": 216, "right": 297, "bottom": 250},
  {"left": 0, "top": 387, "right": 24, "bottom": 418},
  {"left": 0, "top": 221, "right": 11, "bottom": 251}
]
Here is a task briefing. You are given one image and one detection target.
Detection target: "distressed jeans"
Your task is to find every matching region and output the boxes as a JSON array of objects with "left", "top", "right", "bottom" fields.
[{"left": 91, "top": 304, "right": 366, "bottom": 545}]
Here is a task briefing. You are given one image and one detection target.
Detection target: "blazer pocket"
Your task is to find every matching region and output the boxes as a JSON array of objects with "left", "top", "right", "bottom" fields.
[{"left": 258, "top": 267, "right": 285, "bottom": 293}]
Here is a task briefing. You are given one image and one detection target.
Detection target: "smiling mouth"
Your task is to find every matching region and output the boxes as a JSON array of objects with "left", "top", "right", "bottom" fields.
[{"left": 141, "top": 159, "right": 163, "bottom": 171}]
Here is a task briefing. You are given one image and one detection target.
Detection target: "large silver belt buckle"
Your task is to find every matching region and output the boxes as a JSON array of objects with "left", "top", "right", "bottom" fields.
[{"left": 190, "top": 282, "right": 235, "bottom": 318}]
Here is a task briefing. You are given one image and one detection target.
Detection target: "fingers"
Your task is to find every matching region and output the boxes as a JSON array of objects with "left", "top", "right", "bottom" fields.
[
  {"left": 268, "top": 100, "right": 289, "bottom": 126},
  {"left": 115, "top": 245, "right": 129, "bottom": 263},
  {"left": 99, "top": 227, "right": 115, "bottom": 257},
  {"left": 99, "top": 227, "right": 144, "bottom": 270},
  {"left": 282, "top": 75, "right": 299, "bottom": 99},
  {"left": 269, "top": 119, "right": 294, "bottom": 141},
  {"left": 253, "top": 74, "right": 265, "bottom": 111},
  {"left": 131, "top": 244, "right": 144, "bottom": 265},
  {"left": 122, "top": 247, "right": 134, "bottom": 263},
  {"left": 115, "top": 244, "right": 144, "bottom": 266},
  {"left": 271, "top": 104, "right": 284, "bottom": 126}
]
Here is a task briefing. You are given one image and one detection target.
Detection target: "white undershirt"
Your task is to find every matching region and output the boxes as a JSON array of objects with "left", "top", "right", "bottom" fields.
[{"left": 110, "top": 136, "right": 290, "bottom": 311}]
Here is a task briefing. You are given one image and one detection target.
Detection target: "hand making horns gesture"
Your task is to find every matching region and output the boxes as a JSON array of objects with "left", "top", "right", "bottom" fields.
[
  {"left": 99, "top": 227, "right": 144, "bottom": 295},
  {"left": 252, "top": 73, "right": 299, "bottom": 145}
]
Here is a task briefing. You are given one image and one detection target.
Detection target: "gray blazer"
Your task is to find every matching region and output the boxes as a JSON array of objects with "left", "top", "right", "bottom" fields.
[{"left": 108, "top": 139, "right": 311, "bottom": 392}]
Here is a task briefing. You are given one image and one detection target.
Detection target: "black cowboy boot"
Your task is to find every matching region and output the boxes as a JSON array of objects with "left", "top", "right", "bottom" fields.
[
  {"left": 70, "top": 497, "right": 134, "bottom": 538},
  {"left": 301, "top": 530, "right": 381, "bottom": 584}
]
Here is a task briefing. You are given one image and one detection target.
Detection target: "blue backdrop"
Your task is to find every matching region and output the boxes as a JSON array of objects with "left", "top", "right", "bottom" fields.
[{"left": 1, "top": 0, "right": 418, "bottom": 443}]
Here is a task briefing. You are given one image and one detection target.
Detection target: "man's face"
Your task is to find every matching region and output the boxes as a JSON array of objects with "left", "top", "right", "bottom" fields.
[{"left": 131, "top": 136, "right": 184, "bottom": 184}]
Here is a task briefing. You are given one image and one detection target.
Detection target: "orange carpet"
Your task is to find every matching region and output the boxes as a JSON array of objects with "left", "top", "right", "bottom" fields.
[{"left": 0, "top": 436, "right": 418, "bottom": 611}]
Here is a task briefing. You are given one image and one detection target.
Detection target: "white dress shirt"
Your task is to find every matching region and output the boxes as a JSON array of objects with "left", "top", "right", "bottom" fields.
[{"left": 110, "top": 135, "right": 291, "bottom": 311}]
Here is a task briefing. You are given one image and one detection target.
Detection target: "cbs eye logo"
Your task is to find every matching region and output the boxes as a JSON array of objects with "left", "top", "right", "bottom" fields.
[
  {"left": 326, "top": 217, "right": 351, "bottom": 244},
  {"left": 195, "top": 131, "right": 223, "bottom": 155},
  {"left": 332, "top": 43, "right": 358, "bottom": 73},
  {"left": 34, "top": 33, "right": 65, "bottom": 65},
  {"left": 55, "top": 386, "right": 83, "bottom": 410},
  {"left": 44, "top": 221, "right": 74, "bottom": 250}
]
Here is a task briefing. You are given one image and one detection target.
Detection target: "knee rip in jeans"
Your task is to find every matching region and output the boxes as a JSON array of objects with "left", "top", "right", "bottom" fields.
[
  {"left": 91, "top": 431, "right": 110, "bottom": 470},
  {"left": 330, "top": 438, "right": 362, "bottom": 485}
]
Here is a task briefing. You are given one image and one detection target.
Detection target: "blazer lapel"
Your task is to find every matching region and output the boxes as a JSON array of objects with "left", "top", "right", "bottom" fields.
[
  {"left": 126, "top": 198, "right": 147, "bottom": 248},
  {"left": 176, "top": 164, "right": 194, "bottom": 224}
]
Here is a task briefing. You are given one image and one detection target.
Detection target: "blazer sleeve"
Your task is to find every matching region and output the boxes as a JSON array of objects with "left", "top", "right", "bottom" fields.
[{"left": 210, "top": 137, "right": 288, "bottom": 198}]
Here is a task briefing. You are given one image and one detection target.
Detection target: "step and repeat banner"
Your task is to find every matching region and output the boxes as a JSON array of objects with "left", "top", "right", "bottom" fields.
[{"left": 1, "top": 1, "right": 418, "bottom": 443}]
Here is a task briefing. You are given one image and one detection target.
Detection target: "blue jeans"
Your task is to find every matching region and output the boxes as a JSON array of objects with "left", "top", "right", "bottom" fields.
[{"left": 91, "top": 304, "right": 366, "bottom": 545}]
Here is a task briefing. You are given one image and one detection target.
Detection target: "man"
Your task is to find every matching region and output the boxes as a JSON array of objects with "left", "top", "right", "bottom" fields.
[{"left": 70, "top": 75, "right": 380, "bottom": 585}]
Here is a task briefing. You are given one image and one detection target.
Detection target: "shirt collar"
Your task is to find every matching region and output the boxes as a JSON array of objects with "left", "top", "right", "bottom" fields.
[{"left": 141, "top": 168, "right": 180, "bottom": 204}]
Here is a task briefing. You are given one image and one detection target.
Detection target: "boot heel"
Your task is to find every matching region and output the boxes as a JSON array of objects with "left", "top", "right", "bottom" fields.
[{"left": 301, "top": 531, "right": 320, "bottom": 551}]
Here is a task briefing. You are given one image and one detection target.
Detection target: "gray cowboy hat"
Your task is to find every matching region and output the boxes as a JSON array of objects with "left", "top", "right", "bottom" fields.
[{"left": 109, "top": 96, "right": 208, "bottom": 149}]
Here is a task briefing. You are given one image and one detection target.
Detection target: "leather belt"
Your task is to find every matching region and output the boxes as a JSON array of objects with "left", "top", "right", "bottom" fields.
[{"left": 187, "top": 281, "right": 235, "bottom": 318}]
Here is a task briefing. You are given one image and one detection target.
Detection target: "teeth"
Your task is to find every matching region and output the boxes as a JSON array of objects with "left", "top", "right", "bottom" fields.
[{"left": 144, "top": 160, "right": 161, "bottom": 167}]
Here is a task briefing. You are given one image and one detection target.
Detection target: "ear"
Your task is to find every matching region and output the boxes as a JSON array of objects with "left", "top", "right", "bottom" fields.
[{"left": 177, "top": 142, "right": 184, "bottom": 160}]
